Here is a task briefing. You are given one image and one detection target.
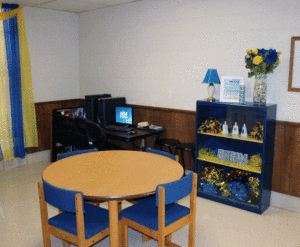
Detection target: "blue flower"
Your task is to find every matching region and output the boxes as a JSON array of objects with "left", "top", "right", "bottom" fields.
[
  {"left": 258, "top": 48, "right": 267, "bottom": 56},
  {"left": 265, "top": 49, "right": 278, "bottom": 64},
  {"left": 201, "top": 182, "right": 218, "bottom": 195},
  {"left": 228, "top": 181, "right": 248, "bottom": 202}
]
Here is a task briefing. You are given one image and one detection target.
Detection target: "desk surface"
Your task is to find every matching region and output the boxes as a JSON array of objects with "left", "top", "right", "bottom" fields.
[
  {"left": 104, "top": 127, "right": 164, "bottom": 142},
  {"left": 43, "top": 150, "right": 183, "bottom": 201}
]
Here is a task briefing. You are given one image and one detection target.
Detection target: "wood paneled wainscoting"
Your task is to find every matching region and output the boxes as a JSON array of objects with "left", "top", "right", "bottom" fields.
[
  {"left": 30, "top": 99, "right": 299, "bottom": 198},
  {"left": 272, "top": 121, "right": 300, "bottom": 198}
]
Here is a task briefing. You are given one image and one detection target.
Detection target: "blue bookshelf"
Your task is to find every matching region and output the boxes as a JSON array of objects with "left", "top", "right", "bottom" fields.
[{"left": 195, "top": 101, "right": 277, "bottom": 214}]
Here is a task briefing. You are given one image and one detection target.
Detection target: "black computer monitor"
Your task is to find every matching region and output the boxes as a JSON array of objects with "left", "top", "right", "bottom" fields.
[{"left": 115, "top": 106, "right": 133, "bottom": 125}]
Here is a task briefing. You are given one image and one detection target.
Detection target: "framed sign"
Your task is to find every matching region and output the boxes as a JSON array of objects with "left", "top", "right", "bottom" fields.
[
  {"left": 288, "top": 36, "right": 300, "bottom": 92},
  {"left": 220, "top": 76, "right": 243, "bottom": 102}
]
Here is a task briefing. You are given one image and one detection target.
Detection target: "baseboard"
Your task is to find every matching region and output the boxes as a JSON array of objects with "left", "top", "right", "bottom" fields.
[
  {"left": 27, "top": 150, "right": 51, "bottom": 164},
  {"left": 0, "top": 150, "right": 50, "bottom": 171},
  {"left": 270, "top": 191, "right": 300, "bottom": 214}
]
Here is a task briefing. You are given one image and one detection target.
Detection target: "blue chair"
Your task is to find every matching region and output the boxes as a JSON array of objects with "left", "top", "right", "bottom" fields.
[
  {"left": 130, "top": 148, "right": 179, "bottom": 205},
  {"left": 121, "top": 172, "right": 198, "bottom": 247},
  {"left": 38, "top": 180, "right": 110, "bottom": 247},
  {"left": 57, "top": 148, "right": 98, "bottom": 160},
  {"left": 57, "top": 149, "right": 104, "bottom": 210}
]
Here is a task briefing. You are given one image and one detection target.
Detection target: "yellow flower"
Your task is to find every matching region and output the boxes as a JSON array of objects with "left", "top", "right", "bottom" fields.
[
  {"left": 246, "top": 55, "right": 250, "bottom": 58},
  {"left": 278, "top": 59, "right": 281, "bottom": 63},
  {"left": 253, "top": 56, "right": 263, "bottom": 65},
  {"left": 253, "top": 49, "right": 258, "bottom": 55},
  {"left": 278, "top": 51, "right": 282, "bottom": 55},
  {"left": 247, "top": 49, "right": 252, "bottom": 54}
]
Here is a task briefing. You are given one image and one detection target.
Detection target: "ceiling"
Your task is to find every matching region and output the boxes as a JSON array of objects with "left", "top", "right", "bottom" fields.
[{"left": 2, "top": 0, "right": 143, "bottom": 13}]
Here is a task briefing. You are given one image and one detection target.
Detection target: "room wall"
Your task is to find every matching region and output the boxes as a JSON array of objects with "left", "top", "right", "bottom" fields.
[
  {"left": 78, "top": 0, "right": 300, "bottom": 122},
  {"left": 23, "top": 7, "right": 80, "bottom": 102}
]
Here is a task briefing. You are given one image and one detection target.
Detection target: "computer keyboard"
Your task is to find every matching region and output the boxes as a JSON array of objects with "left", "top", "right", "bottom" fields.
[{"left": 105, "top": 125, "right": 133, "bottom": 132}]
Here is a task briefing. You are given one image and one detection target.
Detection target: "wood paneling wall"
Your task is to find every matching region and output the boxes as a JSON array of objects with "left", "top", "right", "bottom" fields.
[
  {"left": 272, "top": 121, "right": 300, "bottom": 197},
  {"left": 130, "top": 104, "right": 196, "bottom": 170},
  {"left": 31, "top": 99, "right": 299, "bottom": 198}
]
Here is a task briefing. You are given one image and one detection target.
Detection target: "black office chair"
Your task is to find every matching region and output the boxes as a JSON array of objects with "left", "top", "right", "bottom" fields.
[
  {"left": 174, "top": 143, "right": 195, "bottom": 175},
  {"left": 84, "top": 119, "right": 107, "bottom": 151},
  {"left": 74, "top": 118, "right": 107, "bottom": 151},
  {"left": 53, "top": 115, "right": 77, "bottom": 149},
  {"left": 155, "top": 138, "right": 181, "bottom": 155}
]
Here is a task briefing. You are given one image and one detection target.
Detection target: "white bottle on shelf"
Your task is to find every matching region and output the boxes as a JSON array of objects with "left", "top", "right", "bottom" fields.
[
  {"left": 232, "top": 122, "right": 239, "bottom": 135},
  {"left": 241, "top": 123, "right": 248, "bottom": 137},
  {"left": 222, "top": 121, "right": 228, "bottom": 135}
]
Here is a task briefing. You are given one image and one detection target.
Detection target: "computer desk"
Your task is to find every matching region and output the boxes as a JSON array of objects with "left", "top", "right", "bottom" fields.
[{"left": 104, "top": 127, "right": 165, "bottom": 150}]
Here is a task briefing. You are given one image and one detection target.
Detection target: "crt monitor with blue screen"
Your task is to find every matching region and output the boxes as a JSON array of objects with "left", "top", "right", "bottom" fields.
[{"left": 115, "top": 106, "right": 133, "bottom": 125}]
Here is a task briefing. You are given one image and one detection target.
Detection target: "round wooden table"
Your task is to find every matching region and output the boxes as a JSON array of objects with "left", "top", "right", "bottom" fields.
[{"left": 42, "top": 150, "right": 184, "bottom": 247}]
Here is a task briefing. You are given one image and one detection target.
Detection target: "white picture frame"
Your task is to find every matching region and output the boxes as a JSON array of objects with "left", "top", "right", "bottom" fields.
[{"left": 220, "top": 76, "right": 243, "bottom": 102}]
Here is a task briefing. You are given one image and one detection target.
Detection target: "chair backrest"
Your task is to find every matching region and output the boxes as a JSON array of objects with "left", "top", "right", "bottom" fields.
[
  {"left": 145, "top": 148, "right": 176, "bottom": 161},
  {"left": 155, "top": 172, "right": 194, "bottom": 206},
  {"left": 84, "top": 119, "right": 107, "bottom": 150},
  {"left": 58, "top": 148, "right": 98, "bottom": 160},
  {"left": 54, "top": 115, "right": 77, "bottom": 146},
  {"left": 42, "top": 180, "right": 85, "bottom": 214}
]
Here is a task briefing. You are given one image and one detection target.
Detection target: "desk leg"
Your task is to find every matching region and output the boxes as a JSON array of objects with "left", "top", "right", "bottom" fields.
[
  {"left": 143, "top": 138, "right": 147, "bottom": 151},
  {"left": 108, "top": 200, "right": 119, "bottom": 247},
  {"left": 136, "top": 138, "right": 147, "bottom": 151}
]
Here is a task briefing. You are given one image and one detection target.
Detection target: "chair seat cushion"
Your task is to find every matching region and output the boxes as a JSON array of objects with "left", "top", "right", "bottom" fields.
[
  {"left": 48, "top": 202, "right": 109, "bottom": 239},
  {"left": 120, "top": 200, "right": 190, "bottom": 231}
]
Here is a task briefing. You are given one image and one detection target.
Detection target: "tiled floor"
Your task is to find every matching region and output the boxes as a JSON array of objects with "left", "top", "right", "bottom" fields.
[{"left": 0, "top": 161, "right": 299, "bottom": 247}]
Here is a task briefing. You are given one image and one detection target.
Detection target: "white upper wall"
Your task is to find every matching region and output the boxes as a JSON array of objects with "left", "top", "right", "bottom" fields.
[
  {"left": 78, "top": 0, "right": 300, "bottom": 122},
  {"left": 23, "top": 7, "right": 80, "bottom": 102}
]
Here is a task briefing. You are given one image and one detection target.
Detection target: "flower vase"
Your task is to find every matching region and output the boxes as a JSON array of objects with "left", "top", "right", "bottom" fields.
[{"left": 253, "top": 74, "right": 267, "bottom": 105}]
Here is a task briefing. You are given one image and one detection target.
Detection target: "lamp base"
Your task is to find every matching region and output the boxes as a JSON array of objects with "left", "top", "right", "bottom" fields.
[
  {"left": 206, "top": 84, "right": 216, "bottom": 102},
  {"left": 205, "top": 96, "right": 216, "bottom": 102}
]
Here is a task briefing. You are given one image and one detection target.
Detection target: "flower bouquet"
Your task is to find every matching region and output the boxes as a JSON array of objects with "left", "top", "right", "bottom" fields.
[{"left": 245, "top": 49, "right": 281, "bottom": 78}]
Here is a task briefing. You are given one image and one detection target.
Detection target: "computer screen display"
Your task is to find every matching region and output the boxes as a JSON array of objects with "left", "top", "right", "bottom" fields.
[{"left": 115, "top": 106, "right": 133, "bottom": 125}]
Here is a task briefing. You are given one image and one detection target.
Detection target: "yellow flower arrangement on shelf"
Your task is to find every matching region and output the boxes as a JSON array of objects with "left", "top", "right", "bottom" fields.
[
  {"left": 245, "top": 49, "right": 282, "bottom": 78},
  {"left": 198, "top": 118, "right": 222, "bottom": 134},
  {"left": 249, "top": 121, "right": 264, "bottom": 141}
]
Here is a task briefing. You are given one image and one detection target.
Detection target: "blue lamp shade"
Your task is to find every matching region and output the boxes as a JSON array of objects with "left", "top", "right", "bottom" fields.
[
  {"left": 202, "top": 69, "right": 220, "bottom": 102},
  {"left": 202, "top": 69, "right": 220, "bottom": 85}
]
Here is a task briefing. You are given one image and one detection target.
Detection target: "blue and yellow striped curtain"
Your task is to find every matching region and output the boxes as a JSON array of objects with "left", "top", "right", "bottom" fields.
[{"left": 0, "top": 3, "right": 38, "bottom": 161}]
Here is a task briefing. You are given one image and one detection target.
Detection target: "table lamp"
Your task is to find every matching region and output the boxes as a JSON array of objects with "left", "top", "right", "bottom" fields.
[{"left": 202, "top": 69, "right": 220, "bottom": 102}]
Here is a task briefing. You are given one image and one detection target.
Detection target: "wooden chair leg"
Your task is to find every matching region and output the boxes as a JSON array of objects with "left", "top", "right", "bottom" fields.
[
  {"left": 119, "top": 220, "right": 123, "bottom": 247},
  {"left": 158, "top": 233, "right": 165, "bottom": 247},
  {"left": 42, "top": 231, "right": 51, "bottom": 247},
  {"left": 118, "top": 201, "right": 122, "bottom": 214},
  {"left": 38, "top": 183, "right": 51, "bottom": 247},
  {"left": 166, "top": 233, "right": 172, "bottom": 243},
  {"left": 122, "top": 221, "right": 128, "bottom": 247},
  {"left": 188, "top": 219, "right": 196, "bottom": 247}
]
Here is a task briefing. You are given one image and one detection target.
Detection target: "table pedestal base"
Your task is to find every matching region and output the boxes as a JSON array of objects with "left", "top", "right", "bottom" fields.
[{"left": 108, "top": 200, "right": 119, "bottom": 247}]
